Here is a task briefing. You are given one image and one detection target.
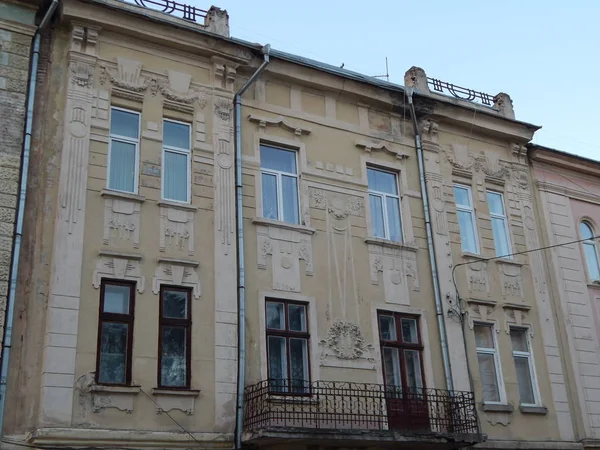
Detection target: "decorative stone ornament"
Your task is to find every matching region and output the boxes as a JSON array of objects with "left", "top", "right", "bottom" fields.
[{"left": 319, "top": 321, "right": 376, "bottom": 370}]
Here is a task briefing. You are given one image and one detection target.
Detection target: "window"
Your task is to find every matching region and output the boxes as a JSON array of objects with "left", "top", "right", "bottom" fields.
[
  {"left": 368, "top": 167, "right": 402, "bottom": 242},
  {"left": 162, "top": 120, "right": 191, "bottom": 202},
  {"left": 454, "top": 185, "right": 479, "bottom": 254},
  {"left": 474, "top": 323, "right": 503, "bottom": 403},
  {"left": 580, "top": 222, "right": 600, "bottom": 281},
  {"left": 108, "top": 108, "right": 140, "bottom": 193},
  {"left": 378, "top": 312, "right": 424, "bottom": 393},
  {"left": 159, "top": 286, "right": 192, "bottom": 388},
  {"left": 510, "top": 328, "right": 538, "bottom": 405},
  {"left": 486, "top": 191, "right": 511, "bottom": 257},
  {"left": 260, "top": 145, "right": 299, "bottom": 224},
  {"left": 96, "top": 280, "right": 135, "bottom": 385},
  {"left": 265, "top": 300, "right": 309, "bottom": 393}
]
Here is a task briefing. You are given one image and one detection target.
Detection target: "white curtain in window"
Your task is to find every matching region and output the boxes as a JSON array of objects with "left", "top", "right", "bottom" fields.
[
  {"left": 369, "top": 194, "right": 385, "bottom": 238},
  {"left": 109, "top": 140, "right": 136, "bottom": 192},
  {"left": 282, "top": 175, "right": 299, "bottom": 223},
  {"left": 164, "top": 151, "right": 188, "bottom": 201},
  {"left": 386, "top": 197, "right": 402, "bottom": 242},
  {"left": 262, "top": 173, "right": 278, "bottom": 219}
]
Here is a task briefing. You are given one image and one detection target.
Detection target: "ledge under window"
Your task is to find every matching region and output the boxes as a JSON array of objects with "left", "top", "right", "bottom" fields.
[
  {"left": 152, "top": 388, "right": 201, "bottom": 396},
  {"left": 520, "top": 405, "right": 548, "bottom": 415},
  {"left": 461, "top": 252, "right": 486, "bottom": 261},
  {"left": 158, "top": 200, "right": 197, "bottom": 212},
  {"left": 90, "top": 384, "right": 141, "bottom": 394},
  {"left": 252, "top": 217, "right": 315, "bottom": 235},
  {"left": 364, "top": 237, "right": 418, "bottom": 252},
  {"left": 101, "top": 189, "right": 145, "bottom": 203},
  {"left": 494, "top": 258, "right": 524, "bottom": 267},
  {"left": 482, "top": 403, "right": 513, "bottom": 413}
]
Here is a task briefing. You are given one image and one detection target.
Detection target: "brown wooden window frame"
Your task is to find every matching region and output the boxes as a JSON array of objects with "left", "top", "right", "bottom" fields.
[
  {"left": 95, "top": 279, "right": 136, "bottom": 386},
  {"left": 265, "top": 299, "right": 311, "bottom": 394},
  {"left": 158, "top": 285, "right": 192, "bottom": 390},
  {"left": 377, "top": 311, "right": 426, "bottom": 392}
]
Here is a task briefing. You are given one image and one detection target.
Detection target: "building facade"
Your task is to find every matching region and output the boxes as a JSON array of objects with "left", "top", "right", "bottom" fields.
[
  {"left": 0, "top": 0, "right": 591, "bottom": 449},
  {"left": 531, "top": 146, "right": 600, "bottom": 448}
]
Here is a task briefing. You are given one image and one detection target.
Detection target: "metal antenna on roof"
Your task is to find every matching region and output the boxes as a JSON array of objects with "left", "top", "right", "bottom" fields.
[{"left": 372, "top": 57, "right": 389, "bottom": 82}]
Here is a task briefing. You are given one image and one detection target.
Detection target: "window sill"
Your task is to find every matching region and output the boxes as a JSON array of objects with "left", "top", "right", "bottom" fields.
[
  {"left": 157, "top": 257, "right": 199, "bottom": 267},
  {"left": 252, "top": 217, "right": 315, "bottom": 235},
  {"left": 267, "top": 394, "right": 319, "bottom": 405},
  {"left": 519, "top": 405, "right": 548, "bottom": 415},
  {"left": 152, "top": 388, "right": 201, "bottom": 397},
  {"left": 587, "top": 281, "right": 600, "bottom": 290},
  {"left": 158, "top": 200, "right": 197, "bottom": 212},
  {"left": 494, "top": 258, "right": 523, "bottom": 266},
  {"left": 90, "top": 384, "right": 141, "bottom": 394},
  {"left": 482, "top": 403, "right": 513, "bottom": 413},
  {"left": 461, "top": 252, "right": 486, "bottom": 261},
  {"left": 364, "top": 237, "right": 418, "bottom": 252},
  {"left": 101, "top": 189, "right": 145, "bottom": 203},
  {"left": 98, "top": 249, "right": 143, "bottom": 260}
]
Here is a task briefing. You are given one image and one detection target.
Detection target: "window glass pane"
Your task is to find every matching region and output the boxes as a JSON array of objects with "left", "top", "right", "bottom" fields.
[
  {"left": 401, "top": 318, "right": 419, "bottom": 344},
  {"left": 98, "top": 322, "right": 128, "bottom": 384},
  {"left": 260, "top": 145, "right": 296, "bottom": 173},
  {"left": 580, "top": 222, "right": 594, "bottom": 240},
  {"left": 453, "top": 186, "right": 471, "bottom": 207},
  {"left": 510, "top": 328, "right": 528, "bottom": 352},
  {"left": 367, "top": 168, "right": 397, "bottom": 195},
  {"left": 369, "top": 194, "right": 385, "bottom": 238},
  {"left": 110, "top": 109, "right": 139, "bottom": 139},
  {"left": 266, "top": 302, "right": 285, "bottom": 330},
  {"left": 282, "top": 175, "right": 299, "bottom": 224},
  {"left": 405, "top": 349, "right": 423, "bottom": 391},
  {"left": 163, "top": 121, "right": 190, "bottom": 149},
  {"left": 103, "top": 284, "right": 130, "bottom": 314},
  {"left": 386, "top": 196, "right": 402, "bottom": 242},
  {"left": 514, "top": 356, "right": 535, "bottom": 404},
  {"left": 289, "top": 338, "right": 309, "bottom": 392},
  {"left": 584, "top": 242, "right": 600, "bottom": 280},
  {"left": 486, "top": 191, "right": 504, "bottom": 215},
  {"left": 383, "top": 347, "right": 401, "bottom": 388},
  {"left": 491, "top": 217, "right": 510, "bottom": 257},
  {"left": 288, "top": 304, "right": 306, "bottom": 332},
  {"left": 457, "top": 210, "right": 477, "bottom": 253},
  {"left": 379, "top": 315, "right": 396, "bottom": 341},
  {"left": 160, "top": 326, "right": 186, "bottom": 387},
  {"left": 267, "top": 336, "right": 287, "bottom": 390},
  {"left": 474, "top": 324, "right": 494, "bottom": 349},
  {"left": 164, "top": 151, "right": 188, "bottom": 202},
  {"left": 162, "top": 289, "right": 188, "bottom": 319},
  {"left": 261, "top": 173, "right": 278, "bottom": 220},
  {"left": 109, "top": 140, "right": 136, "bottom": 192},
  {"left": 477, "top": 353, "right": 500, "bottom": 402}
]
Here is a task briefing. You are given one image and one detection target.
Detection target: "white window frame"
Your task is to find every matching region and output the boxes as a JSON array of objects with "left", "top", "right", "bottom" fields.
[
  {"left": 510, "top": 326, "right": 541, "bottom": 407},
  {"left": 260, "top": 144, "right": 300, "bottom": 224},
  {"left": 161, "top": 118, "right": 192, "bottom": 203},
  {"left": 107, "top": 107, "right": 141, "bottom": 194},
  {"left": 580, "top": 221, "right": 600, "bottom": 282},
  {"left": 367, "top": 166, "right": 403, "bottom": 242},
  {"left": 474, "top": 322, "right": 506, "bottom": 405},
  {"left": 454, "top": 184, "right": 480, "bottom": 254},
  {"left": 486, "top": 190, "right": 512, "bottom": 258}
]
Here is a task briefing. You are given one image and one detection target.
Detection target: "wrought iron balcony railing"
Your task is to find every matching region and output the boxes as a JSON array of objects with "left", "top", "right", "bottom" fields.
[{"left": 244, "top": 380, "right": 481, "bottom": 442}]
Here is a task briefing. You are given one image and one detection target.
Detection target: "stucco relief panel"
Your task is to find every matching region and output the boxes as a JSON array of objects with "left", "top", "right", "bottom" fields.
[
  {"left": 369, "top": 245, "right": 419, "bottom": 305},
  {"left": 152, "top": 261, "right": 201, "bottom": 299},
  {"left": 466, "top": 261, "right": 489, "bottom": 298},
  {"left": 256, "top": 225, "right": 313, "bottom": 292},
  {"left": 160, "top": 206, "right": 195, "bottom": 255},
  {"left": 92, "top": 254, "right": 145, "bottom": 293},
  {"left": 497, "top": 261, "right": 524, "bottom": 300},
  {"left": 319, "top": 320, "right": 376, "bottom": 370},
  {"left": 103, "top": 198, "right": 140, "bottom": 248}
]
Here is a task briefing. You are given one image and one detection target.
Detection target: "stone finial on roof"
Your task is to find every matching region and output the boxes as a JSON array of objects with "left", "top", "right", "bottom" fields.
[
  {"left": 493, "top": 93, "right": 514, "bottom": 119},
  {"left": 204, "top": 6, "right": 230, "bottom": 37},
  {"left": 404, "top": 66, "right": 429, "bottom": 94}
]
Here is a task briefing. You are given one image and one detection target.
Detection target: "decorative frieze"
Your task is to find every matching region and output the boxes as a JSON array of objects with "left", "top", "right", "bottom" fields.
[
  {"left": 247, "top": 113, "right": 312, "bottom": 136},
  {"left": 103, "top": 197, "right": 141, "bottom": 248},
  {"left": 90, "top": 385, "right": 140, "bottom": 414},
  {"left": 152, "top": 389, "right": 200, "bottom": 415},
  {"left": 497, "top": 260, "right": 524, "bottom": 300},
  {"left": 92, "top": 251, "right": 145, "bottom": 293},
  {"left": 466, "top": 261, "right": 489, "bottom": 297},
  {"left": 502, "top": 303, "right": 533, "bottom": 336},
  {"left": 466, "top": 299, "right": 498, "bottom": 330},
  {"left": 355, "top": 140, "right": 409, "bottom": 160},
  {"left": 319, "top": 321, "right": 376, "bottom": 370},
  {"left": 159, "top": 204, "right": 195, "bottom": 256}
]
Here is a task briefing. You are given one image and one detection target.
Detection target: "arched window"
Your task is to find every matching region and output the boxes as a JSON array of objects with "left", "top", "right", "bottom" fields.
[{"left": 580, "top": 222, "right": 600, "bottom": 281}]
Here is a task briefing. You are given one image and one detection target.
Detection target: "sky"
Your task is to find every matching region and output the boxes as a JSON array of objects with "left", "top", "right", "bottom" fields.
[{"left": 194, "top": 0, "right": 599, "bottom": 160}]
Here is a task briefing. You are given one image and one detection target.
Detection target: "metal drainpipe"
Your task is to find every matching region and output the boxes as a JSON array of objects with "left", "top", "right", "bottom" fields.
[
  {"left": 234, "top": 44, "right": 270, "bottom": 450},
  {"left": 0, "top": 0, "right": 59, "bottom": 434},
  {"left": 406, "top": 89, "right": 454, "bottom": 392}
]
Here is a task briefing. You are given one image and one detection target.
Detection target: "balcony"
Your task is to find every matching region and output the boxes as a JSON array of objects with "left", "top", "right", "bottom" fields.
[{"left": 243, "top": 380, "right": 484, "bottom": 448}]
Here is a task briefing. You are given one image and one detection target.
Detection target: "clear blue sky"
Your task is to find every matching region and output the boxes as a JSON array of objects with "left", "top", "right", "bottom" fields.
[{"left": 197, "top": 0, "right": 599, "bottom": 160}]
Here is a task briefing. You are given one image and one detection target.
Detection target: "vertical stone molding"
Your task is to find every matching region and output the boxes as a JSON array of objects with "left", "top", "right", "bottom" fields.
[
  {"left": 41, "top": 24, "right": 99, "bottom": 426},
  {"left": 211, "top": 84, "right": 236, "bottom": 431}
]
